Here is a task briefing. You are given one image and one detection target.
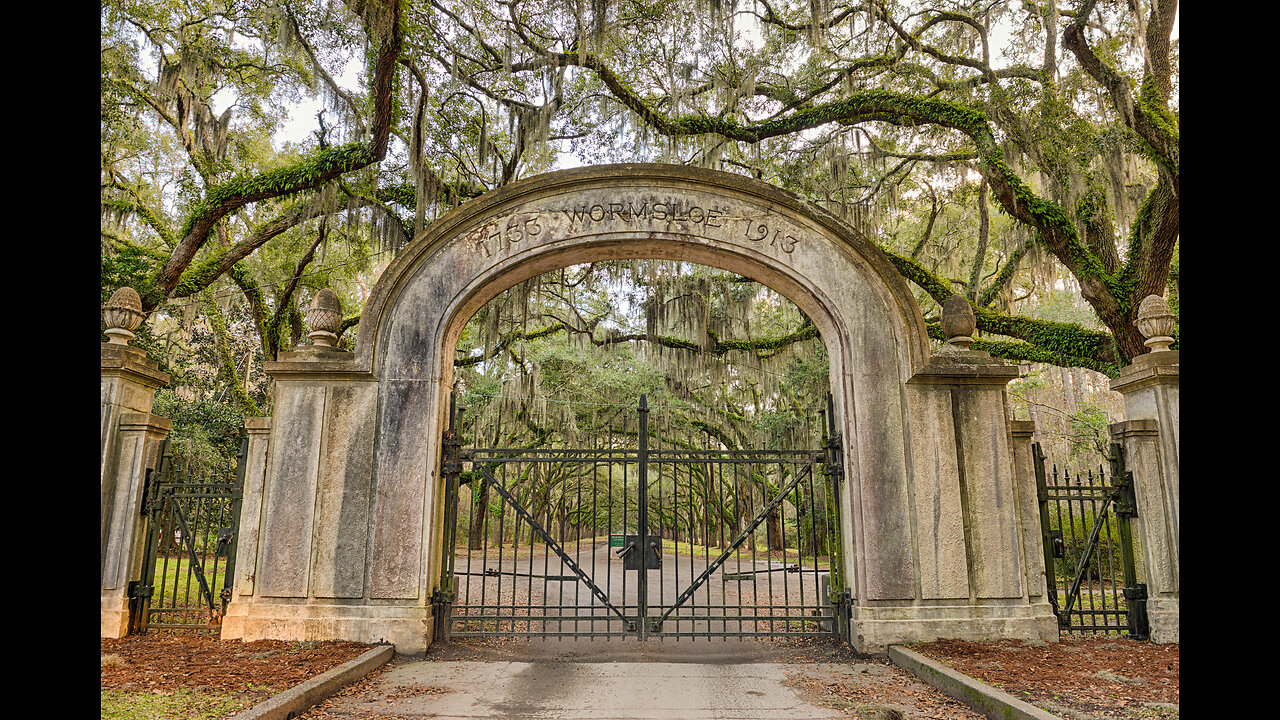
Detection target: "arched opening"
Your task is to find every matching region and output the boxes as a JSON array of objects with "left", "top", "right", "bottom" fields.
[{"left": 438, "top": 258, "right": 840, "bottom": 641}]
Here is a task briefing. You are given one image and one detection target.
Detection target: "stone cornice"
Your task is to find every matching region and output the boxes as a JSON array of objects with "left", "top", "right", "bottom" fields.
[
  {"left": 101, "top": 343, "right": 170, "bottom": 388},
  {"left": 907, "top": 351, "right": 1019, "bottom": 386},
  {"left": 1009, "top": 420, "right": 1036, "bottom": 438},
  {"left": 118, "top": 412, "right": 172, "bottom": 432},
  {"left": 1108, "top": 418, "right": 1160, "bottom": 438},
  {"left": 264, "top": 346, "right": 375, "bottom": 382},
  {"left": 1109, "top": 351, "right": 1179, "bottom": 395}
]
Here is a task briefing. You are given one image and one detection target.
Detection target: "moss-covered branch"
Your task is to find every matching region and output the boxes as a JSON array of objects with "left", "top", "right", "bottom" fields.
[
  {"left": 145, "top": 0, "right": 406, "bottom": 312},
  {"left": 892, "top": 245, "right": 1118, "bottom": 369},
  {"left": 1062, "top": 0, "right": 1178, "bottom": 186},
  {"left": 924, "top": 323, "right": 1118, "bottom": 376},
  {"left": 101, "top": 195, "right": 177, "bottom": 248},
  {"left": 547, "top": 25, "right": 1169, "bottom": 362}
]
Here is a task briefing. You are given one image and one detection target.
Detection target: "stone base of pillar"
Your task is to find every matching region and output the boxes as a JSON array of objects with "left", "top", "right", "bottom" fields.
[
  {"left": 1146, "top": 596, "right": 1179, "bottom": 644},
  {"left": 221, "top": 601, "right": 435, "bottom": 655},
  {"left": 849, "top": 601, "right": 1059, "bottom": 654},
  {"left": 101, "top": 595, "right": 131, "bottom": 639}
]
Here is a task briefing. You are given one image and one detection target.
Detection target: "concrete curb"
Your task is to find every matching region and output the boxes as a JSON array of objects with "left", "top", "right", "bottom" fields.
[
  {"left": 888, "top": 645, "right": 1060, "bottom": 720},
  {"left": 228, "top": 644, "right": 395, "bottom": 720}
]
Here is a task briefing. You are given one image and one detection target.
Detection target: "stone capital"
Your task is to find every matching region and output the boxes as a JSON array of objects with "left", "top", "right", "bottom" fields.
[
  {"left": 1109, "top": 350, "right": 1179, "bottom": 396},
  {"left": 101, "top": 343, "right": 170, "bottom": 389},
  {"left": 1109, "top": 418, "right": 1160, "bottom": 439},
  {"left": 907, "top": 352, "right": 1020, "bottom": 386},
  {"left": 1009, "top": 420, "right": 1036, "bottom": 440},
  {"left": 117, "top": 412, "right": 172, "bottom": 435},
  {"left": 264, "top": 346, "right": 370, "bottom": 382}
]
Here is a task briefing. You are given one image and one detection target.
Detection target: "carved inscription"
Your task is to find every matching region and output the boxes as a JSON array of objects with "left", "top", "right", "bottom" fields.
[
  {"left": 561, "top": 200, "right": 727, "bottom": 229},
  {"left": 468, "top": 198, "right": 804, "bottom": 260},
  {"left": 559, "top": 197, "right": 801, "bottom": 254},
  {"left": 473, "top": 214, "right": 543, "bottom": 258},
  {"left": 742, "top": 219, "right": 799, "bottom": 253}
]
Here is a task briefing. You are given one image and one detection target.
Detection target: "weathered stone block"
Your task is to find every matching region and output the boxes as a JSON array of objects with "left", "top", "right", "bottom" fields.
[
  {"left": 906, "top": 386, "right": 969, "bottom": 600},
  {"left": 312, "top": 383, "right": 378, "bottom": 598},
  {"left": 258, "top": 384, "right": 324, "bottom": 597}
]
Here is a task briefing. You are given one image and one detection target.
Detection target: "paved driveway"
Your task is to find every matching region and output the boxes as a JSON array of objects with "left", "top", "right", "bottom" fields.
[{"left": 322, "top": 658, "right": 849, "bottom": 719}]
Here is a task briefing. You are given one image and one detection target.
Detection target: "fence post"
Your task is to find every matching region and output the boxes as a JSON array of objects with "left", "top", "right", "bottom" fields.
[
  {"left": 101, "top": 288, "right": 170, "bottom": 638},
  {"left": 1108, "top": 295, "right": 1178, "bottom": 643},
  {"left": 636, "top": 395, "right": 650, "bottom": 638}
]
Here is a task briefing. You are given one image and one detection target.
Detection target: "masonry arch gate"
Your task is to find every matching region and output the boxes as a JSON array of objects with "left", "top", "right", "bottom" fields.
[{"left": 221, "top": 164, "right": 1058, "bottom": 654}]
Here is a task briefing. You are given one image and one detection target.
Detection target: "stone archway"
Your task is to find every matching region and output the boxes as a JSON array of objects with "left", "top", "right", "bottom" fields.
[{"left": 221, "top": 164, "right": 1057, "bottom": 654}]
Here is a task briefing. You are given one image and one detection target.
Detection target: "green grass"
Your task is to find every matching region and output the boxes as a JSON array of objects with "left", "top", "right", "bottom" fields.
[
  {"left": 100, "top": 688, "right": 258, "bottom": 720},
  {"left": 150, "top": 553, "right": 230, "bottom": 606}
]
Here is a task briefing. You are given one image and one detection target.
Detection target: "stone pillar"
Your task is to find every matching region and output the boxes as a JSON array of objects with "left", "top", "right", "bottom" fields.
[
  {"left": 101, "top": 288, "right": 170, "bottom": 637},
  {"left": 1109, "top": 295, "right": 1179, "bottom": 643},
  {"left": 868, "top": 296, "right": 1058, "bottom": 650},
  {"left": 221, "top": 291, "right": 419, "bottom": 650}
]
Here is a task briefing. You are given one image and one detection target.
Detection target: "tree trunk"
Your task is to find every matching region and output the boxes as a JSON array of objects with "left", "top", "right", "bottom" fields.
[
  {"left": 767, "top": 508, "right": 784, "bottom": 552},
  {"left": 468, "top": 480, "right": 488, "bottom": 550}
]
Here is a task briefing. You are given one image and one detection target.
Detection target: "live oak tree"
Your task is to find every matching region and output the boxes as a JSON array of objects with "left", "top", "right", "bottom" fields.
[
  {"left": 101, "top": 0, "right": 1177, "bottom": 453},
  {"left": 424, "top": 0, "right": 1177, "bottom": 374}
]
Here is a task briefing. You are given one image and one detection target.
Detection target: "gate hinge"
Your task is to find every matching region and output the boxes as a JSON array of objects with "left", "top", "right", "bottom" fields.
[
  {"left": 822, "top": 434, "right": 844, "bottom": 481},
  {"left": 127, "top": 580, "right": 153, "bottom": 600},
  {"left": 831, "top": 588, "right": 853, "bottom": 615},
  {"left": 139, "top": 469, "right": 154, "bottom": 516},
  {"left": 824, "top": 434, "right": 842, "bottom": 454},
  {"left": 1113, "top": 471, "right": 1139, "bottom": 518},
  {"left": 431, "top": 588, "right": 454, "bottom": 605}
]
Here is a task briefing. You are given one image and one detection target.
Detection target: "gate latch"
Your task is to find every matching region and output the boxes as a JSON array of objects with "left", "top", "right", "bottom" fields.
[
  {"left": 621, "top": 535, "right": 661, "bottom": 570},
  {"left": 1048, "top": 529, "right": 1064, "bottom": 559}
]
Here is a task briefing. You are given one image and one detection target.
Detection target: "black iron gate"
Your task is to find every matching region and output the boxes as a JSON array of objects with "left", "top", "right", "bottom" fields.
[
  {"left": 129, "top": 438, "right": 245, "bottom": 634},
  {"left": 1034, "top": 442, "right": 1149, "bottom": 639},
  {"left": 435, "top": 394, "right": 850, "bottom": 641}
]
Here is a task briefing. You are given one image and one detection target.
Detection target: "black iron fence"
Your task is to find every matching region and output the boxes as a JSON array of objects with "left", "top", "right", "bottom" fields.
[
  {"left": 1034, "top": 442, "right": 1148, "bottom": 639},
  {"left": 128, "top": 438, "right": 245, "bottom": 634}
]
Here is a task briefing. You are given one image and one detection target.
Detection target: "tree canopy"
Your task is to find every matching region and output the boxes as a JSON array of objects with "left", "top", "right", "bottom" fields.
[{"left": 101, "top": 0, "right": 1178, "bottom": 459}]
